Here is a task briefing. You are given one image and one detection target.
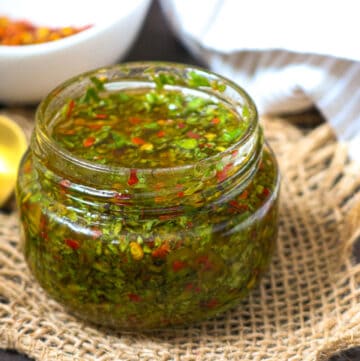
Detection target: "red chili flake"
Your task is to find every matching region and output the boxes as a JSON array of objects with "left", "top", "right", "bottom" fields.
[
  {"left": 23, "top": 161, "right": 32, "bottom": 174},
  {"left": 88, "top": 123, "right": 103, "bottom": 130},
  {"left": 66, "top": 100, "right": 75, "bottom": 118},
  {"left": 63, "top": 129, "right": 76, "bottom": 135},
  {"left": 39, "top": 214, "right": 47, "bottom": 230},
  {"left": 231, "top": 149, "right": 238, "bottom": 158},
  {"left": 155, "top": 196, "right": 166, "bottom": 204},
  {"left": 157, "top": 130, "right": 166, "bottom": 137},
  {"left": 114, "top": 192, "right": 132, "bottom": 205},
  {"left": 172, "top": 260, "right": 187, "bottom": 272},
  {"left": 152, "top": 242, "right": 170, "bottom": 259},
  {"left": 53, "top": 254, "right": 62, "bottom": 261},
  {"left": 196, "top": 255, "right": 213, "bottom": 270},
  {"left": 65, "top": 239, "right": 80, "bottom": 250},
  {"left": 83, "top": 136, "right": 96, "bottom": 147},
  {"left": 155, "top": 182, "right": 166, "bottom": 190},
  {"left": 131, "top": 137, "right": 146, "bottom": 145},
  {"left": 178, "top": 122, "right": 185, "bottom": 129},
  {"left": 59, "top": 179, "right": 71, "bottom": 188},
  {"left": 187, "top": 131, "right": 201, "bottom": 139},
  {"left": 185, "top": 283, "right": 194, "bottom": 291},
  {"left": 211, "top": 117, "right": 220, "bottom": 125},
  {"left": 129, "top": 116, "right": 141, "bottom": 125},
  {"left": 186, "top": 221, "right": 194, "bottom": 228},
  {"left": 127, "top": 169, "right": 139, "bottom": 186},
  {"left": 229, "top": 200, "right": 248, "bottom": 213},
  {"left": 216, "top": 166, "right": 229, "bottom": 182},
  {"left": 262, "top": 188, "right": 270, "bottom": 197},
  {"left": 128, "top": 293, "right": 141, "bottom": 302},
  {"left": 92, "top": 227, "right": 102, "bottom": 239},
  {"left": 238, "top": 190, "right": 249, "bottom": 200},
  {"left": 216, "top": 163, "right": 233, "bottom": 183},
  {"left": 177, "top": 191, "right": 185, "bottom": 198},
  {"left": 147, "top": 240, "right": 155, "bottom": 249},
  {"left": 95, "top": 113, "right": 107, "bottom": 119},
  {"left": 159, "top": 214, "right": 177, "bottom": 221},
  {"left": 185, "top": 283, "right": 201, "bottom": 293},
  {"left": 204, "top": 299, "right": 219, "bottom": 309}
]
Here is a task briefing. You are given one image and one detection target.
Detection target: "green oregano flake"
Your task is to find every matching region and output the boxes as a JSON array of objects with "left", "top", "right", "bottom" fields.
[
  {"left": 176, "top": 138, "right": 198, "bottom": 150},
  {"left": 154, "top": 73, "right": 177, "bottom": 90},
  {"left": 188, "top": 71, "right": 211, "bottom": 87},
  {"left": 90, "top": 76, "right": 105, "bottom": 91}
]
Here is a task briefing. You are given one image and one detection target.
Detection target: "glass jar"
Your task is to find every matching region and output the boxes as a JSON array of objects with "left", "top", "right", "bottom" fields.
[{"left": 16, "top": 62, "right": 280, "bottom": 330}]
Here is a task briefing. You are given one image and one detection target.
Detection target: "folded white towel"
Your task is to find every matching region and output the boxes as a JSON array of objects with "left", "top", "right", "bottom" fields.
[{"left": 160, "top": 0, "right": 360, "bottom": 162}]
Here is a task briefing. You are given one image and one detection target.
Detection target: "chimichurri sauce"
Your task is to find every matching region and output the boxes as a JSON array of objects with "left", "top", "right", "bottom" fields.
[
  {"left": 52, "top": 86, "right": 247, "bottom": 168},
  {"left": 17, "top": 75, "right": 279, "bottom": 329}
]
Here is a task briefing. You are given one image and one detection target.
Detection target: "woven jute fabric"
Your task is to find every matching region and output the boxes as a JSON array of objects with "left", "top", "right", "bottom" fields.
[{"left": 0, "top": 109, "right": 359, "bottom": 361}]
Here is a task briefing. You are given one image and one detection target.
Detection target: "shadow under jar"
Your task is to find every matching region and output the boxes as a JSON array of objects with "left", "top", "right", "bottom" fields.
[{"left": 16, "top": 62, "right": 280, "bottom": 330}]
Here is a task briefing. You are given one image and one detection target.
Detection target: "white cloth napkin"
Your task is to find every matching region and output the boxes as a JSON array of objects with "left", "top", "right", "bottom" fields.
[{"left": 160, "top": 0, "right": 360, "bottom": 162}]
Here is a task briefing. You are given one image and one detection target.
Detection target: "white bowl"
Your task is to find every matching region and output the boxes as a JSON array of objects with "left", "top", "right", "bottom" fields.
[{"left": 0, "top": 0, "right": 151, "bottom": 104}]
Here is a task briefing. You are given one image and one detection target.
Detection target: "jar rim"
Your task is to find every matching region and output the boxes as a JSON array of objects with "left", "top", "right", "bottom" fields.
[{"left": 35, "top": 61, "right": 259, "bottom": 176}]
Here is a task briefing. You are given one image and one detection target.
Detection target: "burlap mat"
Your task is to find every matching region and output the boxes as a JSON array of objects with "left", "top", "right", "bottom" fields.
[{"left": 0, "top": 108, "right": 359, "bottom": 361}]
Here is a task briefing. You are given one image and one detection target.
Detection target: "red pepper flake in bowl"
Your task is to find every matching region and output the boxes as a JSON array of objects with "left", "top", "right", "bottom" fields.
[{"left": 0, "top": 16, "right": 91, "bottom": 45}]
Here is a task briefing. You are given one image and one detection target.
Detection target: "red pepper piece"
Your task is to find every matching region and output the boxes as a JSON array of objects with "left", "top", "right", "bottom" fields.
[
  {"left": 127, "top": 169, "right": 139, "bottom": 186},
  {"left": 88, "top": 124, "right": 103, "bottom": 130},
  {"left": 262, "top": 188, "right": 270, "bottom": 197},
  {"left": 59, "top": 179, "right": 71, "bottom": 188},
  {"left": 216, "top": 163, "right": 233, "bottom": 182},
  {"left": 23, "top": 161, "right": 32, "bottom": 174},
  {"left": 157, "top": 130, "right": 166, "bottom": 137},
  {"left": 128, "top": 293, "right": 141, "bottom": 302},
  {"left": 159, "top": 214, "right": 177, "bottom": 221},
  {"left": 131, "top": 137, "right": 146, "bottom": 145},
  {"left": 129, "top": 116, "right": 141, "bottom": 125},
  {"left": 229, "top": 200, "right": 248, "bottom": 213},
  {"left": 95, "top": 113, "right": 107, "bottom": 119},
  {"left": 39, "top": 214, "right": 47, "bottom": 231},
  {"left": 92, "top": 227, "right": 102, "bottom": 239},
  {"left": 63, "top": 129, "right": 76, "bottom": 135},
  {"left": 177, "top": 191, "right": 185, "bottom": 198},
  {"left": 114, "top": 192, "right": 132, "bottom": 206},
  {"left": 83, "top": 136, "right": 96, "bottom": 147},
  {"left": 178, "top": 122, "right": 185, "bottom": 129},
  {"left": 187, "top": 131, "right": 201, "bottom": 139},
  {"left": 205, "top": 299, "right": 219, "bottom": 308},
  {"left": 172, "top": 260, "right": 187, "bottom": 272},
  {"left": 185, "top": 283, "right": 201, "bottom": 293},
  {"left": 66, "top": 100, "right": 75, "bottom": 118},
  {"left": 186, "top": 221, "right": 194, "bottom": 228},
  {"left": 152, "top": 243, "right": 170, "bottom": 259},
  {"left": 238, "top": 190, "right": 249, "bottom": 200},
  {"left": 211, "top": 117, "right": 220, "bottom": 124},
  {"left": 65, "top": 239, "right": 80, "bottom": 250},
  {"left": 196, "top": 255, "right": 213, "bottom": 270}
]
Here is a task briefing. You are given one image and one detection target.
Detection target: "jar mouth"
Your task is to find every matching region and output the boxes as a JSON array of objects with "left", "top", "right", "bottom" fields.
[{"left": 35, "top": 61, "right": 259, "bottom": 176}]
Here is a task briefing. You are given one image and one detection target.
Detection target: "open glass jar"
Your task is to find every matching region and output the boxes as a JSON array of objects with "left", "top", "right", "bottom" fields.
[{"left": 16, "top": 62, "right": 279, "bottom": 329}]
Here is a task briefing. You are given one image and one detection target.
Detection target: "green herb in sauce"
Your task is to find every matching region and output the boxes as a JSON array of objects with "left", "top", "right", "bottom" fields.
[
  {"left": 52, "top": 83, "right": 248, "bottom": 168},
  {"left": 16, "top": 69, "right": 279, "bottom": 330}
]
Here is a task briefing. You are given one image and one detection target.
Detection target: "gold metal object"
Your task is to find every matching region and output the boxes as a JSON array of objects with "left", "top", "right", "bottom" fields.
[{"left": 0, "top": 115, "right": 28, "bottom": 207}]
